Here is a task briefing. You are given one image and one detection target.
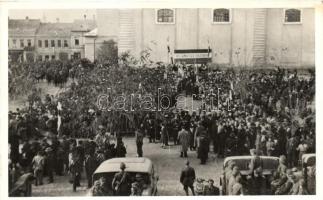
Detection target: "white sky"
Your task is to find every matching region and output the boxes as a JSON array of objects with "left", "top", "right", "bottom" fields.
[{"left": 9, "top": 9, "right": 97, "bottom": 22}]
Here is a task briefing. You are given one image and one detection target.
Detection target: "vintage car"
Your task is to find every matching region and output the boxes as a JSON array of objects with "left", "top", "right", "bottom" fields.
[
  {"left": 219, "top": 155, "right": 279, "bottom": 195},
  {"left": 89, "top": 157, "right": 158, "bottom": 196},
  {"left": 300, "top": 153, "right": 315, "bottom": 194},
  {"left": 9, "top": 173, "right": 34, "bottom": 197}
]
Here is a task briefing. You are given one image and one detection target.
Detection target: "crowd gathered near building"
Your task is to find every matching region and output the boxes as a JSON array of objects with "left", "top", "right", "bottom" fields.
[{"left": 8, "top": 55, "right": 315, "bottom": 195}]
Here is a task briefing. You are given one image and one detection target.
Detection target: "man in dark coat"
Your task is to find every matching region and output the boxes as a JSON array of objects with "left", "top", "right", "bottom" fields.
[
  {"left": 45, "top": 147, "right": 55, "bottom": 183},
  {"left": 70, "top": 145, "right": 83, "bottom": 192},
  {"left": 203, "top": 179, "right": 220, "bottom": 195},
  {"left": 85, "top": 152, "right": 98, "bottom": 188},
  {"left": 135, "top": 129, "right": 144, "bottom": 157},
  {"left": 112, "top": 162, "right": 131, "bottom": 196},
  {"left": 180, "top": 160, "right": 196, "bottom": 196},
  {"left": 198, "top": 133, "right": 209, "bottom": 164}
]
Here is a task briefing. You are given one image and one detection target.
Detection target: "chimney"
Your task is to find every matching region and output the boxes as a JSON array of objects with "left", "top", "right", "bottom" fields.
[
  {"left": 56, "top": 18, "right": 59, "bottom": 23},
  {"left": 25, "top": 16, "right": 29, "bottom": 20},
  {"left": 84, "top": 14, "right": 87, "bottom": 20}
]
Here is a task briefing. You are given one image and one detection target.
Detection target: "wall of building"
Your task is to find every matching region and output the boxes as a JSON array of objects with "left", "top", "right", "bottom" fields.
[
  {"left": 8, "top": 36, "right": 36, "bottom": 50},
  {"left": 95, "top": 8, "right": 315, "bottom": 67},
  {"left": 266, "top": 8, "right": 315, "bottom": 67},
  {"left": 35, "top": 36, "right": 72, "bottom": 60}
]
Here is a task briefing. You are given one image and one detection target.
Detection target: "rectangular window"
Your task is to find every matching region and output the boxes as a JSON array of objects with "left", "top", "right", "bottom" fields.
[
  {"left": 38, "top": 55, "right": 42, "bottom": 61},
  {"left": 45, "top": 55, "right": 49, "bottom": 60},
  {"left": 45, "top": 40, "right": 49, "bottom": 48},
  {"left": 27, "top": 39, "right": 32, "bottom": 47},
  {"left": 213, "top": 8, "right": 231, "bottom": 23},
  {"left": 156, "top": 9, "right": 175, "bottom": 24},
  {"left": 75, "top": 39, "right": 79, "bottom": 46},
  {"left": 57, "top": 40, "right": 61, "bottom": 47},
  {"left": 51, "top": 55, "right": 56, "bottom": 60},
  {"left": 64, "top": 40, "right": 68, "bottom": 47},
  {"left": 13, "top": 39, "right": 17, "bottom": 45},
  {"left": 51, "top": 40, "right": 55, "bottom": 47},
  {"left": 20, "top": 39, "right": 24, "bottom": 47},
  {"left": 284, "top": 9, "right": 302, "bottom": 23},
  {"left": 38, "top": 40, "right": 42, "bottom": 47}
]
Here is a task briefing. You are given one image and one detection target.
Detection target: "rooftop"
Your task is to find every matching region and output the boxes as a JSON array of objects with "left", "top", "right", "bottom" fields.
[
  {"left": 36, "top": 22, "right": 73, "bottom": 37},
  {"left": 9, "top": 19, "right": 41, "bottom": 36},
  {"left": 94, "top": 157, "right": 153, "bottom": 174},
  {"left": 72, "top": 19, "right": 97, "bottom": 32}
]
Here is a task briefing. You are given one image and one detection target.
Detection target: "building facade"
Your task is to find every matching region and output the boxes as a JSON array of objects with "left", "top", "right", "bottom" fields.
[
  {"left": 94, "top": 8, "right": 315, "bottom": 67},
  {"left": 8, "top": 17, "right": 96, "bottom": 62},
  {"left": 8, "top": 17, "right": 40, "bottom": 62}
]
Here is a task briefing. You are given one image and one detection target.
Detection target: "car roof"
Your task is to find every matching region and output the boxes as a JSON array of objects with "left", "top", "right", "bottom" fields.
[
  {"left": 302, "top": 153, "right": 315, "bottom": 165},
  {"left": 223, "top": 155, "right": 279, "bottom": 170},
  {"left": 94, "top": 157, "right": 153, "bottom": 174}
]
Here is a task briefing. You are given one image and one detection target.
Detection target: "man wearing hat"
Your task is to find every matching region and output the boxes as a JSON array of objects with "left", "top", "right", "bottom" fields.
[
  {"left": 203, "top": 179, "right": 220, "bottom": 195},
  {"left": 180, "top": 160, "right": 196, "bottom": 196},
  {"left": 112, "top": 162, "right": 131, "bottom": 196},
  {"left": 45, "top": 147, "right": 55, "bottom": 183}
]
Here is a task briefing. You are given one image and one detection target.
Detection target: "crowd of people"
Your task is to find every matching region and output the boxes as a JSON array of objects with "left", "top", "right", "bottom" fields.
[{"left": 8, "top": 56, "right": 315, "bottom": 195}]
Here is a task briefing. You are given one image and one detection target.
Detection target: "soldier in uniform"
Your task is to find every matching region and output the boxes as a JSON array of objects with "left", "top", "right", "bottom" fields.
[
  {"left": 180, "top": 160, "right": 196, "bottom": 196},
  {"left": 111, "top": 162, "right": 131, "bottom": 196}
]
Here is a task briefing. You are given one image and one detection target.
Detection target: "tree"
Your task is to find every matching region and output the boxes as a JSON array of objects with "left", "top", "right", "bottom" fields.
[{"left": 96, "top": 40, "right": 118, "bottom": 65}]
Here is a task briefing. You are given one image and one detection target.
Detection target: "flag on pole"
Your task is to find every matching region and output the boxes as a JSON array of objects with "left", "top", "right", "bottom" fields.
[
  {"left": 207, "top": 39, "right": 211, "bottom": 57},
  {"left": 167, "top": 36, "right": 170, "bottom": 53}
]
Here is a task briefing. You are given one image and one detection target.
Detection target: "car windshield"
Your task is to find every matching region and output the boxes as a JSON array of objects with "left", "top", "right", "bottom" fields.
[{"left": 93, "top": 172, "right": 150, "bottom": 192}]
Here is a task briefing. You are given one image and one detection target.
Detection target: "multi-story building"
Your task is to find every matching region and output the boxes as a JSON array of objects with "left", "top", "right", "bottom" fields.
[
  {"left": 35, "top": 22, "right": 73, "bottom": 61},
  {"left": 94, "top": 8, "right": 315, "bottom": 67},
  {"left": 8, "top": 17, "right": 41, "bottom": 62},
  {"left": 71, "top": 19, "right": 97, "bottom": 59},
  {"left": 8, "top": 17, "right": 96, "bottom": 62}
]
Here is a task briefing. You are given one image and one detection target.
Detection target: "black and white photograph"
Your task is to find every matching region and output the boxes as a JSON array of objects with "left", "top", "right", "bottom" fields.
[{"left": 2, "top": 1, "right": 321, "bottom": 198}]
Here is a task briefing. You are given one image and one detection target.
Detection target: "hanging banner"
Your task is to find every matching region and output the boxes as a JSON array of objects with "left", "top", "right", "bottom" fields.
[{"left": 174, "top": 49, "right": 212, "bottom": 64}]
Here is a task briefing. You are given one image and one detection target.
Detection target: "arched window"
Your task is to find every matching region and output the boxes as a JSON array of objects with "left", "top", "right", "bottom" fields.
[
  {"left": 156, "top": 9, "right": 175, "bottom": 24},
  {"left": 284, "top": 9, "right": 301, "bottom": 23},
  {"left": 213, "top": 8, "right": 231, "bottom": 23}
]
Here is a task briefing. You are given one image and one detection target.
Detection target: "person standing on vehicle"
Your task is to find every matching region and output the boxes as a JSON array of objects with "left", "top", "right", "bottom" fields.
[
  {"left": 180, "top": 160, "right": 196, "bottom": 196},
  {"left": 178, "top": 125, "right": 190, "bottom": 158},
  {"left": 248, "top": 149, "right": 262, "bottom": 177},
  {"left": 135, "top": 129, "right": 144, "bottom": 157},
  {"left": 112, "top": 162, "right": 131, "bottom": 196},
  {"left": 203, "top": 179, "right": 220, "bottom": 195}
]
